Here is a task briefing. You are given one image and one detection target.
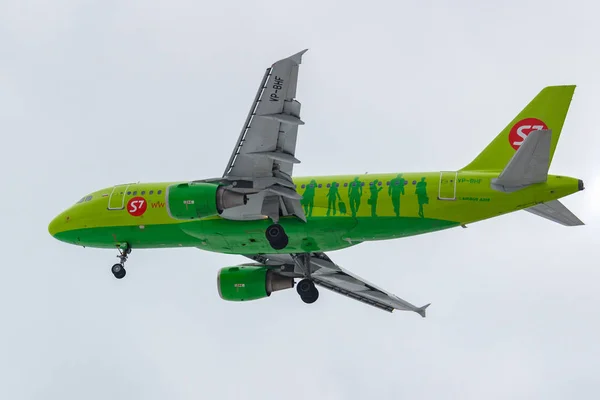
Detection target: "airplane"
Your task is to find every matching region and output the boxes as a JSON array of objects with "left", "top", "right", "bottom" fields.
[{"left": 48, "top": 49, "right": 585, "bottom": 317}]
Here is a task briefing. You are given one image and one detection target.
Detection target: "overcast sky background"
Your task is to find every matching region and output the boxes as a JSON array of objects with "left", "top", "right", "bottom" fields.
[{"left": 1, "top": 1, "right": 600, "bottom": 399}]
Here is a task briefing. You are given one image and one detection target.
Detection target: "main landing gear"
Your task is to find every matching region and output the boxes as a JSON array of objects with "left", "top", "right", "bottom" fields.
[
  {"left": 265, "top": 223, "right": 289, "bottom": 250},
  {"left": 111, "top": 244, "right": 131, "bottom": 279},
  {"left": 296, "top": 278, "right": 319, "bottom": 304},
  {"left": 293, "top": 254, "right": 319, "bottom": 304}
]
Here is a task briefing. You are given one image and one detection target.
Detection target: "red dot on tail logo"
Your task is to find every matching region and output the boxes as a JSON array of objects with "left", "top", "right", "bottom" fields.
[
  {"left": 508, "top": 118, "right": 548, "bottom": 150},
  {"left": 127, "top": 197, "right": 147, "bottom": 216}
]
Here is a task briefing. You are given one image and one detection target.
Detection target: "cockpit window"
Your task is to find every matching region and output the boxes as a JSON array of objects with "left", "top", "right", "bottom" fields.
[
  {"left": 85, "top": 195, "right": 93, "bottom": 201},
  {"left": 76, "top": 197, "right": 85, "bottom": 204}
]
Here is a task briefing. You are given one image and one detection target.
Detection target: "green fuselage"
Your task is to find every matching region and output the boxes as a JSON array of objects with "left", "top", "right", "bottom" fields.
[{"left": 48, "top": 171, "right": 581, "bottom": 254}]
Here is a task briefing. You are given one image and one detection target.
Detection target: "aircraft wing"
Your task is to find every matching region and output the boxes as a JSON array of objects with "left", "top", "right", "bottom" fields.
[
  {"left": 218, "top": 50, "right": 308, "bottom": 222},
  {"left": 248, "top": 252, "right": 431, "bottom": 316}
]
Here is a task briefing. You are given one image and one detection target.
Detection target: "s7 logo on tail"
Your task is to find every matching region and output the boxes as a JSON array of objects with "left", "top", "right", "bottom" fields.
[{"left": 508, "top": 118, "right": 548, "bottom": 150}]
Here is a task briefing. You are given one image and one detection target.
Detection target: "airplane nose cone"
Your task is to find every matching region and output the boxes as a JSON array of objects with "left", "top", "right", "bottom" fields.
[{"left": 48, "top": 211, "right": 69, "bottom": 237}]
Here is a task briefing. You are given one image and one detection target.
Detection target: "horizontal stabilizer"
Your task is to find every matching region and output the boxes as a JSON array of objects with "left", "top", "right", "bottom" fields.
[
  {"left": 491, "top": 129, "right": 551, "bottom": 192},
  {"left": 416, "top": 303, "right": 431, "bottom": 318},
  {"left": 525, "top": 200, "right": 584, "bottom": 226}
]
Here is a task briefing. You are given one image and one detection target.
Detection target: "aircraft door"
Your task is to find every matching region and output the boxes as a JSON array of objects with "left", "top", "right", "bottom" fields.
[
  {"left": 107, "top": 184, "right": 131, "bottom": 210},
  {"left": 438, "top": 171, "right": 457, "bottom": 200}
]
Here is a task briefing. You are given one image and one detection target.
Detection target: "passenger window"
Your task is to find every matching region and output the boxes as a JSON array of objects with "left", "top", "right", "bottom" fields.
[
  {"left": 378, "top": 181, "right": 382, "bottom": 186},
  {"left": 318, "top": 184, "right": 322, "bottom": 188},
  {"left": 157, "top": 190, "right": 162, "bottom": 195},
  {"left": 127, "top": 191, "right": 131, "bottom": 195},
  {"left": 141, "top": 191, "right": 146, "bottom": 195},
  {"left": 301, "top": 184, "right": 306, "bottom": 189},
  {"left": 344, "top": 183, "right": 348, "bottom": 187},
  {"left": 149, "top": 190, "right": 154, "bottom": 195},
  {"left": 133, "top": 191, "right": 137, "bottom": 195},
  {"left": 326, "top": 183, "right": 331, "bottom": 188}
]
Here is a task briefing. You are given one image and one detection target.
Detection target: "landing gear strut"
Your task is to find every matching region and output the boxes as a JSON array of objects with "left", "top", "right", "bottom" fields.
[
  {"left": 111, "top": 244, "right": 131, "bottom": 279},
  {"left": 265, "top": 223, "right": 289, "bottom": 250}
]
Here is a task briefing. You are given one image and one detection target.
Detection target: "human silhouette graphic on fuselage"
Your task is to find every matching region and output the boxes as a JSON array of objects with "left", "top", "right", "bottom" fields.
[
  {"left": 348, "top": 177, "right": 363, "bottom": 217},
  {"left": 368, "top": 180, "right": 383, "bottom": 217},
  {"left": 415, "top": 177, "right": 429, "bottom": 218},
  {"left": 326, "top": 182, "right": 342, "bottom": 216},
  {"left": 301, "top": 180, "right": 317, "bottom": 217},
  {"left": 388, "top": 174, "right": 406, "bottom": 217}
]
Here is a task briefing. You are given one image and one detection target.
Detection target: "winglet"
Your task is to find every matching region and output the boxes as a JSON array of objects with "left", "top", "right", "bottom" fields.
[
  {"left": 416, "top": 303, "right": 431, "bottom": 318},
  {"left": 289, "top": 49, "right": 308, "bottom": 64},
  {"left": 274, "top": 49, "right": 308, "bottom": 66}
]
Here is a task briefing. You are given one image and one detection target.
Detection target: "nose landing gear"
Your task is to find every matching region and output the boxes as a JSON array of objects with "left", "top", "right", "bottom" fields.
[{"left": 111, "top": 244, "right": 131, "bottom": 279}]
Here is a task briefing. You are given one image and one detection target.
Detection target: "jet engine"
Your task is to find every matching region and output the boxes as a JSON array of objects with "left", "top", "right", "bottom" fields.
[
  {"left": 217, "top": 265, "right": 294, "bottom": 301},
  {"left": 167, "top": 182, "right": 247, "bottom": 220}
]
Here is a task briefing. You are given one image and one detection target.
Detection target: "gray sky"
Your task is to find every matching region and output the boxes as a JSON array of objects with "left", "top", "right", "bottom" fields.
[{"left": 2, "top": 0, "right": 600, "bottom": 399}]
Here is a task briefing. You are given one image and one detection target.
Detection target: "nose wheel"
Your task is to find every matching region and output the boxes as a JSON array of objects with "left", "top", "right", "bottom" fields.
[
  {"left": 112, "top": 244, "right": 131, "bottom": 279},
  {"left": 265, "top": 223, "right": 289, "bottom": 250},
  {"left": 111, "top": 263, "right": 126, "bottom": 279}
]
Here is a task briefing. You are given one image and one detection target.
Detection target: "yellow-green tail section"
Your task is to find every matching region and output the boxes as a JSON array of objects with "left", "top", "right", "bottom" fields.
[{"left": 461, "top": 85, "right": 576, "bottom": 172}]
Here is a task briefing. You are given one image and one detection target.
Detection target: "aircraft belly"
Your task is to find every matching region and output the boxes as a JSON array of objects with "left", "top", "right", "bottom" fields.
[{"left": 195, "top": 209, "right": 358, "bottom": 254}]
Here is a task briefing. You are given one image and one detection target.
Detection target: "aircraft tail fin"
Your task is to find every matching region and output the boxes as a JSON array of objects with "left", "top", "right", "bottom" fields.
[
  {"left": 461, "top": 85, "right": 576, "bottom": 172},
  {"left": 524, "top": 199, "right": 584, "bottom": 226}
]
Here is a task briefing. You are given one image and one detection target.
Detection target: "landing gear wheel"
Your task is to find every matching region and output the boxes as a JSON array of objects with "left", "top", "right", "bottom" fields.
[
  {"left": 296, "top": 278, "right": 319, "bottom": 304},
  {"left": 111, "top": 263, "right": 126, "bottom": 279},
  {"left": 111, "top": 243, "right": 130, "bottom": 279},
  {"left": 265, "top": 224, "right": 289, "bottom": 250}
]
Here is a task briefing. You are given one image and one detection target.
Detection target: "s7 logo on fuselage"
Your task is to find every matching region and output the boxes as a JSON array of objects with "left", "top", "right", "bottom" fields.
[{"left": 127, "top": 197, "right": 147, "bottom": 216}]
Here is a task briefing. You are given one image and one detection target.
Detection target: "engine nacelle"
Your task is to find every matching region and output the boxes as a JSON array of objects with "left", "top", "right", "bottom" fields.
[
  {"left": 166, "top": 182, "right": 247, "bottom": 220},
  {"left": 217, "top": 265, "right": 295, "bottom": 301}
]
